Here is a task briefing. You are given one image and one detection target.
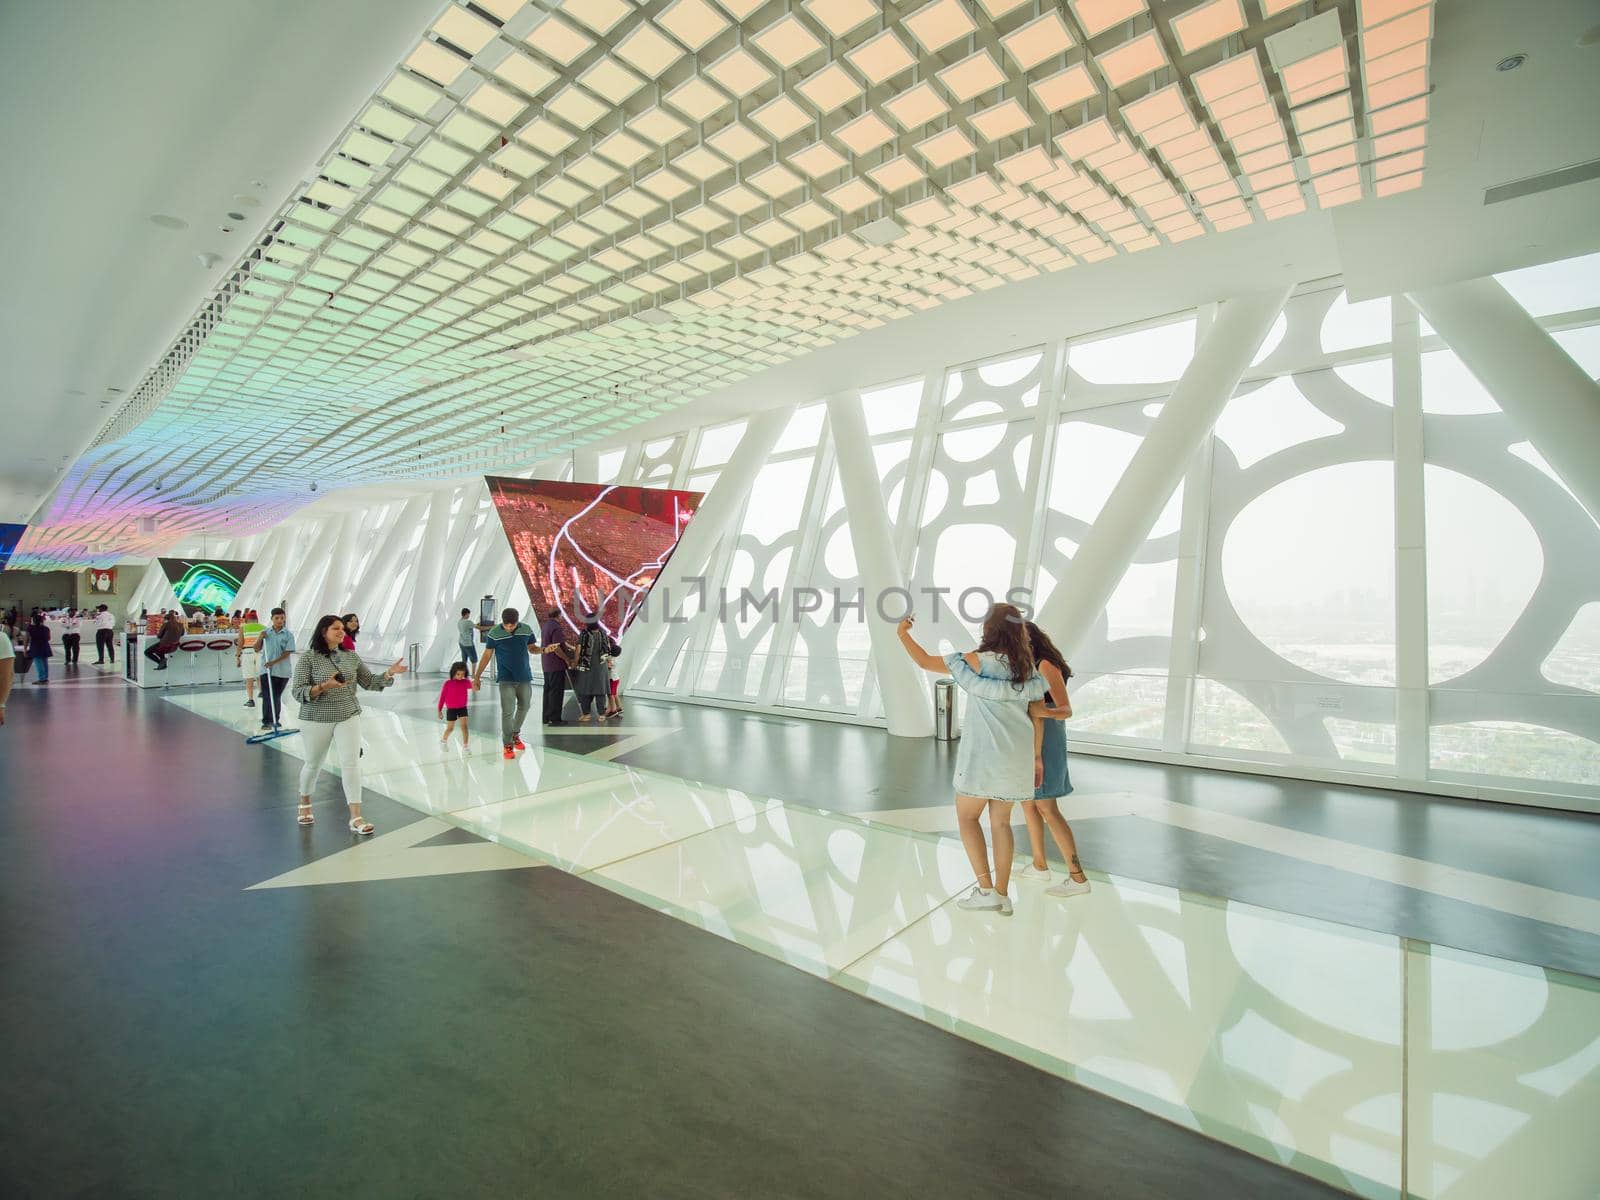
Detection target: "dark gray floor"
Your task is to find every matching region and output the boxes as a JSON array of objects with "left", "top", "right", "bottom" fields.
[{"left": 0, "top": 674, "right": 1345, "bottom": 1198}]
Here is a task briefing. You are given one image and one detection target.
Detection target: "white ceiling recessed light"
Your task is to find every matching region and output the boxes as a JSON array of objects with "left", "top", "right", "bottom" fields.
[
  {"left": 707, "top": 46, "right": 774, "bottom": 97},
  {"left": 658, "top": 0, "right": 730, "bottom": 51},
  {"left": 546, "top": 86, "right": 610, "bottom": 129},
  {"left": 562, "top": 0, "right": 631, "bottom": 35},
  {"left": 751, "top": 94, "right": 812, "bottom": 141},
  {"left": 789, "top": 141, "right": 849, "bottom": 178},
  {"left": 579, "top": 57, "right": 647, "bottom": 105},
  {"left": 405, "top": 41, "right": 469, "bottom": 86},
  {"left": 834, "top": 111, "right": 895, "bottom": 156},
  {"left": 903, "top": 0, "right": 977, "bottom": 54},
  {"left": 630, "top": 106, "right": 690, "bottom": 145},
  {"left": 1068, "top": 0, "right": 1149, "bottom": 39},
  {"left": 802, "top": 0, "right": 877, "bottom": 39},
  {"left": 1095, "top": 30, "right": 1168, "bottom": 88},
  {"left": 938, "top": 50, "right": 1008, "bottom": 103},
  {"left": 432, "top": 6, "right": 499, "bottom": 54},
  {"left": 847, "top": 30, "right": 917, "bottom": 85},
  {"left": 667, "top": 76, "right": 733, "bottom": 122},
  {"left": 523, "top": 14, "right": 593, "bottom": 66},
  {"left": 1001, "top": 12, "right": 1074, "bottom": 72},
  {"left": 752, "top": 14, "right": 825, "bottom": 69},
  {"left": 915, "top": 126, "right": 977, "bottom": 168},
  {"left": 797, "top": 62, "right": 862, "bottom": 114},
  {"left": 1172, "top": 0, "right": 1247, "bottom": 55},
  {"left": 150, "top": 214, "right": 188, "bottom": 231},
  {"left": 1032, "top": 64, "right": 1098, "bottom": 112},
  {"left": 706, "top": 121, "right": 767, "bottom": 162}
]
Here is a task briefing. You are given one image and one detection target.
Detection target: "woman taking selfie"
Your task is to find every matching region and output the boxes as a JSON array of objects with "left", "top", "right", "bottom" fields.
[
  {"left": 898, "top": 603, "right": 1047, "bottom": 916},
  {"left": 290, "top": 614, "right": 407, "bottom": 834}
]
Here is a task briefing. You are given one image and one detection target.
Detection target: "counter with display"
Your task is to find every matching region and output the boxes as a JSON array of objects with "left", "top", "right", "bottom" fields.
[{"left": 125, "top": 630, "right": 248, "bottom": 689}]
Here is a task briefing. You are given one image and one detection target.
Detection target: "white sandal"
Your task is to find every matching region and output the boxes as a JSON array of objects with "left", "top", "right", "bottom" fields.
[
  {"left": 297, "top": 803, "right": 314, "bottom": 826},
  {"left": 348, "top": 816, "right": 375, "bottom": 836}
]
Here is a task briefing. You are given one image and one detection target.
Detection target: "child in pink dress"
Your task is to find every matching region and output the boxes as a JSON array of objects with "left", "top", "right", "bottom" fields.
[{"left": 438, "top": 662, "right": 472, "bottom": 751}]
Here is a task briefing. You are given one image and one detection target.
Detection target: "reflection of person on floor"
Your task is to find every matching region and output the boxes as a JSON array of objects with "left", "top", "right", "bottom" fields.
[
  {"left": 290, "top": 614, "right": 406, "bottom": 834},
  {"left": 437, "top": 662, "right": 472, "bottom": 752},
  {"left": 471, "top": 607, "right": 545, "bottom": 759},
  {"left": 898, "top": 605, "right": 1048, "bottom": 918},
  {"left": 1016, "top": 622, "right": 1091, "bottom": 900},
  {"left": 573, "top": 616, "right": 619, "bottom": 723},
  {"left": 258, "top": 608, "right": 295, "bottom": 729}
]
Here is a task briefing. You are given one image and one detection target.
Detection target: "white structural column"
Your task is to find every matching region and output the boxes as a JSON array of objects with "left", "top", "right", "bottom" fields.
[
  {"left": 1392, "top": 298, "right": 1430, "bottom": 779},
  {"left": 1409, "top": 276, "right": 1600, "bottom": 526},
  {"left": 826, "top": 391, "right": 935, "bottom": 737},
  {"left": 625, "top": 404, "right": 794, "bottom": 689},
  {"left": 1034, "top": 286, "right": 1292, "bottom": 655},
  {"left": 401, "top": 492, "right": 452, "bottom": 653}
]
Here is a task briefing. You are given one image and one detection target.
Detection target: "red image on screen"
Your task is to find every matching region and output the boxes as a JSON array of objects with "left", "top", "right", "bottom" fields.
[{"left": 486, "top": 476, "right": 702, "bottom": 638}]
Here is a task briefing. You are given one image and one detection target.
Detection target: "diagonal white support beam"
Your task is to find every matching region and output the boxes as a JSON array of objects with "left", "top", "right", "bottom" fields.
[
  {"left": 1035, "top": 286, "right": 1292, "bottom": 657},
  {"left": 624, "top": 404, "right": 794, "bottom": 689},
  {"left": 1408, "top": 275, "right": 1600, "bottom": 528},
  {"left": 826, "top": 391, "right": 933, "bottom": 737}
]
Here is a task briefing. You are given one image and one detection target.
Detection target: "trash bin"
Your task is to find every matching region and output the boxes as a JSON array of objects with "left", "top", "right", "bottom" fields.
[
  {"left": 934, "top": 677, "right": 960, "bottom": 741},
  {"left": 407, "top": 642, "right": 419, "bottom": 675}
]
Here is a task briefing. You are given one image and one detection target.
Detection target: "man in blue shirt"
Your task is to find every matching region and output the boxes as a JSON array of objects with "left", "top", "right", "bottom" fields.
[
  {"left": 258, "top": 607, "right": 296, "bottom": 730},
  {"left": 471, "top": 607, "right": 543, "bottom": 758}
]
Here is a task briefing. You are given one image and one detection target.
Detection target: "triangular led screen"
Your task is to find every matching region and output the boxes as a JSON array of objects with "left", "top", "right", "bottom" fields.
[
  {"left": 158, "top": 557, "right": 254, "bottom": 615},
  {"left": 0, "top": 524, "right": 24, "bottom": 573},
  {"left": 486, "top": 477, "right": 702, "bottom": 638}
]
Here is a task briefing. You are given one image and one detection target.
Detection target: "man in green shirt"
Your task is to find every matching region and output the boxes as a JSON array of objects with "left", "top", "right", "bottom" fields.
[{"left": 471, "top": 607, "right": 544, "bottom": 759}]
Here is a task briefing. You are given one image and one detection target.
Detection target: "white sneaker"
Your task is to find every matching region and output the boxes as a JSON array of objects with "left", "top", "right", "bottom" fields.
[
  {"left": 1046, "top": 877, "right": 1092, "bottom": 899},
  {"left": 957, "top": 885, "right": 1003, "bottom": 912},
  {"left": 996, "top": 893, "right": 1014, "bottom": 917},
  {"left": 1018, "top": 864, "right": 1052, "bottom": 881}
]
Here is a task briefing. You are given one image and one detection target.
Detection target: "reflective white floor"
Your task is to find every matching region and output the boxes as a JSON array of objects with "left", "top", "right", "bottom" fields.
[{"left": 173, "top": 685, "right": 1600, "bottom": 1200}]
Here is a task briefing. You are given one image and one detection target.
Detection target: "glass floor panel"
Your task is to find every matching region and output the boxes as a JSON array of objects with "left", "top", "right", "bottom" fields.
[
  {"left": 450, "top": 771, "right": 771, "bottom": 872},
  {"left": 362, "top": 746, "right": 623, "bottom": 816},
  {"left": 172, "top": 688, "right": 1600, "bottom": 1197},
  {"left": 585, "top": 805, "right": 975, "bottom": 979}
]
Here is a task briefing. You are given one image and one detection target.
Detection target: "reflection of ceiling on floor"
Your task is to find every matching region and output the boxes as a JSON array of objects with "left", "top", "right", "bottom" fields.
[{"left": 18, "top": 0, "right": 1436, "bottom": 568}]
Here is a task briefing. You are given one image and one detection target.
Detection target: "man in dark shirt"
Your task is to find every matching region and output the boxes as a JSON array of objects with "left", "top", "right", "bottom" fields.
[
  {"left": 539, "top": 608, "right": 574, "bottom": 727},
  {"left": 472, "top": 607, "right": 543, "bottom": 758}
]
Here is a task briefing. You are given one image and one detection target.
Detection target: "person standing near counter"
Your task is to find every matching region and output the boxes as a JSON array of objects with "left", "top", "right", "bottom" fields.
[
  {"left": 93, "top": 605, "right": 116, "bottom": 664},
  {"left": 237, "top": 609, "right": 265, "bottom": 709},
  {"left": 60, "top": 610, "right": 82, "bottom": 667},
  {"left": 26, "top": 614, "right": 52, "bottom": 684},
  {"left": 258, "top": 608, "right": 295, "bottom": 730},
  {"left": 456, "top": 607, "right": 478, "bottom": 668}
]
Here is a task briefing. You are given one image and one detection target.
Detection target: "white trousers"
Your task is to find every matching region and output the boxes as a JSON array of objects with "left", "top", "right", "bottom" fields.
[{"left": 298, "top": 717, "right": 363, "bottom": 808}]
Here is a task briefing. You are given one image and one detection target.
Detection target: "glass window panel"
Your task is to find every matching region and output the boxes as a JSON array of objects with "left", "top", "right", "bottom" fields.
[
  {"left": 1069, "top": 318, "right": 1195, "bottom": 385},
  {"left": 1495, "top": 251, "right": 1600, "bottom": 318},
  {"left": 861, "top": 378, "right": 924, "bottom": 435}
]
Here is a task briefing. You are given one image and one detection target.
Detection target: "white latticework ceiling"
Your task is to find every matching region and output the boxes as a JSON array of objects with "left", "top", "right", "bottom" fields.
[{"left": 18, "top": 0, "right": 1436, "bottom": 567}]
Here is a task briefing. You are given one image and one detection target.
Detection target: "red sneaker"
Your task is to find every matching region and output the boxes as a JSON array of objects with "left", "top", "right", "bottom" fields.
[
  {"left": 502, "top": 746, "right": 515, "bottom": 760},
  {"left": 512, "top": 737, "right": 527, "bottom": 751}
]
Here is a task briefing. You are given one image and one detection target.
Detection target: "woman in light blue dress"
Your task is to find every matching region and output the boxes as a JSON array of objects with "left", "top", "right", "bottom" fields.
[{"left": 898, "top": 604, "right": 1047, "bottom": 917}]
